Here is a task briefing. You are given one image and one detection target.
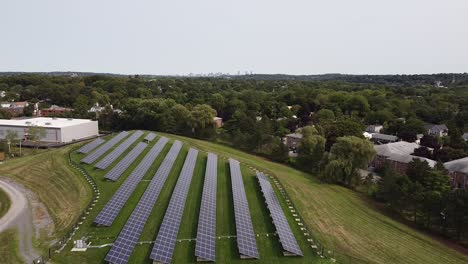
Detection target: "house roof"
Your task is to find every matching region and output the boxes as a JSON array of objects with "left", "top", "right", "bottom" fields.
[
  {"left": 425, "top": 124, "right": 448, "bottom": 132},
  {"left": 463, "top": 133, "right": 468, "bottom": 141},
  {"left": 371, "top": 133, "right": 398, "bottom": 141},
  {"left": 375, "top": 141, "right": 436, "bottom": 167},
  {"left": 444, "top": 157, "right": 468, "bottom": 174},
  {"left": 286, "top": 133, "right": 303, "bottom": 139}
]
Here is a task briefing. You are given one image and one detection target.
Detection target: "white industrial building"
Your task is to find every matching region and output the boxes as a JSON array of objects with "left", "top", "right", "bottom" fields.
[{"left": 0, "top": 117, "right": 99, "bottom": 143}]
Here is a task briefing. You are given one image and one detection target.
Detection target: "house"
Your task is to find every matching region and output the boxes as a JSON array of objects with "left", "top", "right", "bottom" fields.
[
  {"left": 40, "top": 105, "right": 73, "bottom": 117},
  {"left": 366, "top": 125, "right": 383, "bottom": 133},
  {"left": 463, "top": 133, "right": 468, "bottom": 141},
  {"left": 284, "top": 133, "right": 303, "bottom": 150},
  {"left": 370, "top": 133, "right": 398, "bottom": 144},
  {"left": 424, "top": 124, "right": 448, "bottom": 137},
  {"left": 213, "top": 117, "right": 223, "bottom": 128},
  {"left": 371, "top": 141, "right": 436, "bottom": 175},
  {"left": 88, "top": 103, "right": 105, "bottom": 113},
  {"left": 444, "top": 157, "right": 468, "bottom": 189},
  {"left": 0, "top": 101, "right": 29, "bottom": 116},
  {"left": 0, "top": 117, "right": 98, "bottom": 143}
]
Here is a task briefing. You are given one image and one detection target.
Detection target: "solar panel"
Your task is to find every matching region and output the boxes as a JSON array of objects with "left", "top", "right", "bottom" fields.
[
  {"left": 256, "top": 172, "right": 303, "bottom": 256},
  {"left": 105, "top": 141, "right": 183, "bottom": 264},
  {"left": 104, "top": 142, "right": 148, "bottom": 181},
  {"left": 144, "top": 132, "right": 156, "bottom": 142},
  {"left": 229, "top": 158, "right": 259, "bottom": 259},
  {"left": 95, "top": 131, "right": 144, "bottom": 169},
  {"left": 94, "top": 137, "right": 169, "bottom": 226},
  {"left": 195, "top": 153, "right": 218, "bottom": 262},
  {"left": 81, "top": 131, "right": 129, "bottom": 164},
  {"left": 150, "top": 148, "right": 199, "bottom": 264},
  {"left": 77, "top": 138, "right": 105, "bottom": 154}
]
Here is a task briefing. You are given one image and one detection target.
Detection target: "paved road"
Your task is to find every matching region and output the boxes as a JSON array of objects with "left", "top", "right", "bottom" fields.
[{"left": 0, "top": 178, "right": 40, "bottom": 263}]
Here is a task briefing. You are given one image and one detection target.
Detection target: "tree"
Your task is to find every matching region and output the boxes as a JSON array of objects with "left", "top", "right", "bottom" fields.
[
  {"left": 413, "top": 146, "right": 433, "bottom": 159},
  {"left": 420, "top": 134, "right": 440, "bottom": 149},
  {"left": 297, "top": 134, "right": 326, "bottom": 172},
  {"left": 189, "top": 104, "right": 217, "bottom": 138},
  {"left": 318, "top": 118, "right": 364, "bottom": 150},
  {"left": 314, "top": 109, "right": 335, "bottom": 123},
  {"left": 26, "top": 125, "right": 46, "bottom": 148},
  {"left": 73, "top": 95, "right": 90, "bottom": 118},
  {"left": 322, "top": 136, "right": 376, "bottom": 187},
  {"left": 5, "top": 130, "right": 20, "bottom": 155},
  {"left": 270, "top": 138, "right": 289, "bottom": 162}
]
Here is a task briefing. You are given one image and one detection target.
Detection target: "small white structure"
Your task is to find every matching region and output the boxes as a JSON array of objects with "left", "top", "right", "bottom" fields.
[{"left": 0, "top": 117, "right": 98, "bottom": 143}]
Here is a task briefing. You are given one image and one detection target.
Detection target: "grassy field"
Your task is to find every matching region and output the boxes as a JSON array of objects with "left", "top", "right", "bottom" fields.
[
  {"left": 0, "top": 144, "right": 92, "bottom": 247},
  {"left": 0, "top": 229, "right": 24, "bottom": 263},
  {"left": 162, "top": 133, "right": 468, "bottom": 264},
  {"left": 0, "top": 187, "right": 10, "bottom": 218},
  {"left": 55, "top": 132, "right": 327, "bottom": 263},
  {"left": 0, "top": 146, "right": 92, "bottom": 237}
]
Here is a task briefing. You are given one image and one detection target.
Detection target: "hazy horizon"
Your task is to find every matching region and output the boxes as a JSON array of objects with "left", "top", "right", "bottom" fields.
[{"left": 1, "top": 0, "right": 467, "bottom": 75}]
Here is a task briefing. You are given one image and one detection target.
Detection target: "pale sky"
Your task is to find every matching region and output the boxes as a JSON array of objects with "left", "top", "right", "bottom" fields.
[{"left": 1, "top": 0, "right": 467, "bottom": 75}]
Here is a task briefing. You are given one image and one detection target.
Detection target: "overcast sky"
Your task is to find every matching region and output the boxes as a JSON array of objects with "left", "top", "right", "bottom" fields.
[{"left": 1, "top": 0, "right": 467, "bottom": 75}]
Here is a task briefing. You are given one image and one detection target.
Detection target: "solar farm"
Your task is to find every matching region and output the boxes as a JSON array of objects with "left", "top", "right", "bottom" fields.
[{"left": 59, "top": 131, "right": 327, "bottom": 264}]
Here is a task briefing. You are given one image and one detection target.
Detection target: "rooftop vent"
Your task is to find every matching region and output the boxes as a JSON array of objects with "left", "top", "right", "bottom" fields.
[
  {"left": 52, "top": 117, "right": 58, "bottom": 120},
  {"left": 45, "top": 122, "right": 51, "bottom": 125},
  {"left": 67, "top": 118, "right": 73, "bottom": 121},
  {"left": 25, "top": 121, "right": 31, "bottom": 125}
]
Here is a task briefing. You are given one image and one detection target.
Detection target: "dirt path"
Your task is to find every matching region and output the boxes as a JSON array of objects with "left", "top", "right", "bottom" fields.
[{"left": 0, "top": 178, "right": 41, "bottom": 263}]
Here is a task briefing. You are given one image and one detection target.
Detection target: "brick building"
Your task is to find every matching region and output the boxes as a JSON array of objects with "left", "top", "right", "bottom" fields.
[{"left": 444, "top": 157, "right": 468, "bottom": 189}]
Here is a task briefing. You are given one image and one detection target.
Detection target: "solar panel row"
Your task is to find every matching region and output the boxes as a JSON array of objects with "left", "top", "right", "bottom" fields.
[
  {"left": 94, "top": 137, "right": 169, "bottom": 226},
  {"left": 77, "top": 138, "right": 105, "bottom": 154},
  {"left": 229, "top": 158, "right": 259, "bottom": 259},
  {"left": 150, "top": 148, "right": 199, "bottom": 264},
  {"left": 105, "top": 141, "right": 183, "bottom": 264},
  {"left": 195, "top": 153, "right": 218, "bottom": 262},
  {"left": 81, "top": 131, "right": 129, "bottom": 164},
  {"left": 104, "top": 142, "right": 148, "bottom": 181},
  {"left": 257, "top": 172, "right": 303, "bottom": 256},
  {"left": 144, "top": 132, "right": 156, "bottom": 142},
  {"left": 95, "top": 131, "right": 144, "bottom": 169}
]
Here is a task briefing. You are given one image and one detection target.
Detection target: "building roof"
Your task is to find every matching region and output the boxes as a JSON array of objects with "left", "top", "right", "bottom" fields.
[
  {"left": 463, "top": 133, "right": 468, "bottom": 141},
  {"left": 0, "top": 117, "right": 96, "bottom": 129},
  {"left": 444, "top": 157, "right": 468, "bottom": 174},
  {"left": 366, "top": 124, "right": 383, "bottom": 132},
  {"left": 425, "top": 124, "right": 448, "bottom": 132},
  {"left": 375, "top": 141, "right": 436, "bottom": 167},
  {"left": 43, "top": 105, "right": 72, "bottom": 111},
  {"left": 286, "top": 133, "right": 303, "bottom": 139},
  {"left": 371, "top": 133, "right": 398, "bottom": 141}
]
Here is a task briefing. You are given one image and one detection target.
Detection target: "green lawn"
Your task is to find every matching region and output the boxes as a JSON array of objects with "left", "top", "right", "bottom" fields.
[
  {"left": 43, "top": 130, "right": 468, "bottom": 264},
  {"left": 0, "top": 187, "right": 10, "bottom": 218},
  {"left": 0, "top": 229, "right": 23, "bottom": 264},
  {"left": 55, "top": 132, "right": 326, "bottom": 263}
]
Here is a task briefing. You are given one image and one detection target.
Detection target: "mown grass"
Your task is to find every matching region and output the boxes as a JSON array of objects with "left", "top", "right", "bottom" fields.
[
  {"left": 0, "top": 145, "right": 92, "bottom": 241},
  {"left": 163, "top": 133, "right": 468, "bottom": 264},
  {"left": 55, "top": 132, "right": 325, "bottom": 263},
  {"left": 0, "top": 229, "right": 24, "bottom": 264},
  {"left": 0, "top": 187, "right": 11, "bottom": 218}
]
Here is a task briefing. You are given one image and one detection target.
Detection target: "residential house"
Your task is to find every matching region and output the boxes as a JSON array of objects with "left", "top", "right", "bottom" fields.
[
  {"left": 284, "top": 133, "right": 303, "bottom": 150},
  {"left": 40, "top": 105, "right": 73, "bottom": 117},
  {"left": 444, "top": 157, "right": 468, "bottom": 189},
  {"left": 371, "top": 141, "right": 436, "bottom": 175},
  {"left": 366, "top": 125, "right": 383, "bottom": 133},
  {"left": 370, "top": 133, "right": 398, "bottom": 144},
  {"left": 0, "top": 101, "right": 29, "bottom": 116},
  {"left": 213, "top": 117, "right": 223, "bottom": 128},
  {"left": 425, "top": 124, "right": 448, "bottom": 137}
]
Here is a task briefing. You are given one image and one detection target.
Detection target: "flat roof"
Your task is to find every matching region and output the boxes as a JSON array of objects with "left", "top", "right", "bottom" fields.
[{"left": 0, "top": 117, "right": 96, "bottom": 128}]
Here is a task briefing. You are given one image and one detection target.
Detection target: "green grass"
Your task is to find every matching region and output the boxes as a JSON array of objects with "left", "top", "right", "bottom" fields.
[
  {"left": 13, "top": 129, "right": 463, "bottom": 264},
  {"left": 0, "top": 145, "right": 92, "bottom": 245},
  {"left": 0, "top": 229, "right": 24, "bottom": 264},
  {"left": 55, "top": 132, "right": 326, "bottom": 263},
  {"left": 163, "top": 133, "right": 468, "bottom": 264},
  {"left": 0, "top": 187, "right": 11, "bottom": 218}
]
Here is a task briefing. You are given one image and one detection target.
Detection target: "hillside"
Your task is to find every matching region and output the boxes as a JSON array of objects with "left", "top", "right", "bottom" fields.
[{"left": 0, "top": 131, "right": 467, "bottom": 263}]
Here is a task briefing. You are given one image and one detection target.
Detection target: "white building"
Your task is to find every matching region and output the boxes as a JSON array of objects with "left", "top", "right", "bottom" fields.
[{"left": 0, "top": 117, "right": 99, "bottom": 143}]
